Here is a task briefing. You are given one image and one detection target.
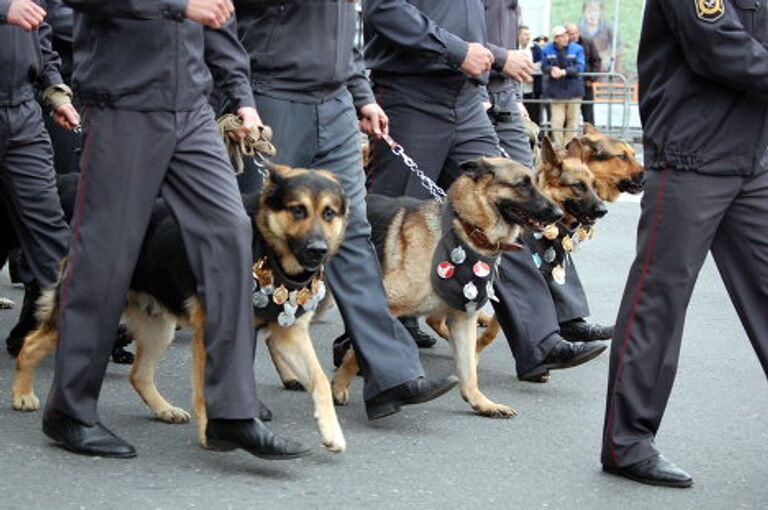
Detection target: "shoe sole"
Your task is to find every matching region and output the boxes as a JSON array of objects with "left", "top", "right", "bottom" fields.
[
  {"left": 366, "top": 377, "right": 460, "bottom": 421},
  {"left": 43, "top": 428, "right": 137, "bottom": 459},
  {"left": 519, "top": 344, "right": 607, "bottom": 381},
  {"left": 206, "top": 438, "right": 312, "bottom": 461},
  {"left": 603, "top": 466, "right": 693, "bottom": 488}
]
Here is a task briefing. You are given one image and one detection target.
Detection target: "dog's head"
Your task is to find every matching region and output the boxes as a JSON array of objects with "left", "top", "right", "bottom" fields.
[
  {"left": 579, "top": 123, "right": 644, "bottom": 202},
  {"left": 539, "top": 137, "right": 607, "bottom": 228},
  {"left": 257, "top": 165, "right": 348, "bottom": 274},
  {"left": 449, "top": 157, "right": 563, "bottom": 249}
]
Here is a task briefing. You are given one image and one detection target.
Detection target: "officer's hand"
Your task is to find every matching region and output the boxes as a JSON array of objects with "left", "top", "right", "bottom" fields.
[
  {"left": 186, "top": 0, "right": 234, "bottom": 29},
  {"left": 359, "top": 103, "right": 389, "bottom": 140},
  {"left": 482, "top": 101, "right": 492, "bottom": 111},
  {"left": 460, "top": 43, "right": 494, "bottom": 78},
  {"left": 52, "top": 103, "right": 80, "bottom": 132},
  {"left": 503, "top": 50, "right": 534, "bottom": 82},
  {"left": 6, "top": 0, "right": 46, "bottom": 31},
  {"left": 231, "top": 106, "right": 263, "bottom": 142}
]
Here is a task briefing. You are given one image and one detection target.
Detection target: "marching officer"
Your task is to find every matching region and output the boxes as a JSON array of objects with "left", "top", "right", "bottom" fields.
[
  {"left": 44, "top": 0, "right": 308, "bottom": 460},
  {"left": 602, "top": 0, "right": 768, "bottom": 487}
]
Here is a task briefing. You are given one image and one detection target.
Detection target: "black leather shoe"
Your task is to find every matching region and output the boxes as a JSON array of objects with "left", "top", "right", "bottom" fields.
[
  {"left": 405, "top": 324, "right": 437, "bottom": 348},
  {"left": 205, "top": 418, "right": 311, "bottom": 460},
  {"left": 559, "top": 318, "right": 614, "bottom": 342},
  {"left": 603, "top": 454, "right": 693, "bottom": 488},
  {"left": 518, "top": 339, "right": 606, "bottom": 382},
  {"left": 42, "top": 414, "right": 137, "bottom": 458},
  {"left": 111, "top": 324, "right": 135, "bottom": 364},
  {"left": 365, "top": 375, "right": 459, "bottom": 420}
]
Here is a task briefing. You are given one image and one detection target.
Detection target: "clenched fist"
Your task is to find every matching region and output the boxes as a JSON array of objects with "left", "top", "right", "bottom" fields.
[
  {"left": 186, "top": 0, "right": 234, "bottom": 29},
  {"left": 460, "top": 43, "right": 494, "bottom": 78},
  {"left": 503, "top": 50, "right": 535, "bottom": 82},
  {"left": 6, "top": 0, "right": 46, "bottom": 31}
]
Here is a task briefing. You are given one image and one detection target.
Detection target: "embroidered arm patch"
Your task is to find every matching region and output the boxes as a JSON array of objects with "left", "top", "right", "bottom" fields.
[{"left": 696, "top": 0, "right": 725, "bottom": 22}]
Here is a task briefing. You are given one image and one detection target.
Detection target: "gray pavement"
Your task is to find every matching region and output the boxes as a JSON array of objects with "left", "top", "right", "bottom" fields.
[{"left": 0, "top": 198, "right": 766, "bottom": 510}]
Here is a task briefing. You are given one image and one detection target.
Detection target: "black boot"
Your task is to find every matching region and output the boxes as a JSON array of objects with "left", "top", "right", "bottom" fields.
[
  {"left": 205, "top": 418, "right": 311, "bottom": 460},
  {"left": 559, "top": 318, "right": 614, "bottom": 342},
  {"left": 400, "top": 317, "right": 437, "bottom": 348},
  {"left": 6, "top": 282, "right": 41, "bottom": 357},
  {"left": 110, "top": 324, "right": 134, "bottom": 364}
]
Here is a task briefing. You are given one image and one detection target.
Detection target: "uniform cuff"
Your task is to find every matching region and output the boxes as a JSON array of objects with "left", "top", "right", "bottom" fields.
[
  {"left": 444, "top": 37, "right": 469, "bottom": 69},
  {"left": 0, "top": 1, "right": 11, "bottom": 24},
  {"left": 161, "top": 0, "right": 187, "bottom": 21},
  {"left": 489, "top": 44, "right": 508, "bottom": 72}
]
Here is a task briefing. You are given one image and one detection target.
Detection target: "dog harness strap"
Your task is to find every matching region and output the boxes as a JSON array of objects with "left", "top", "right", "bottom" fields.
[{"left": 430, "top": 206, "right": 500, "bottom": 313}]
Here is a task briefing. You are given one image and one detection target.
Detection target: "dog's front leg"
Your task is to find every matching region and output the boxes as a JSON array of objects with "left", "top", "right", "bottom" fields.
[
  {"left": 12, "top": 326, "right": 58, "bottom": 412},
  {"left": 265, "top": 336, "right": 305, "bottom": 392},
  {"left": 266, "top": 320, "right": 346, "bottom": 453},
  {"left": 447, "top": 312, "right": 517, "bottom": 419}
]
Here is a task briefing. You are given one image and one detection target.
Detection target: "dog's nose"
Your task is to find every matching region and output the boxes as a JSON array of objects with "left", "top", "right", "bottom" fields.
[
  {"left": 593, "top": 202, "right": 608, "bottom": 218},
  {"left": 305, "top": 238, "right": 328, "bottom": 259},
  {"left": 550, "top": 205, "right": 564, "bottom": 221}
]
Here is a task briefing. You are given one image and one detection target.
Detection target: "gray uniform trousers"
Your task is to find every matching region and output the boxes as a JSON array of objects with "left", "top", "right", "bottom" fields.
[
  {"left": 0, "top": 100, "right": 69, "bottom": 288},
  {"left": 490, "top": 88, "right": 591, "bottom": 323},
  {"left": 602, "top": 167, "right": 768, "bottom": 468},
  {"left": 252, "top": 90, "right": 424, "bottom": 399},
  {"left": 47, "top": 103, "right": 259, "bottom": 424},
  {"left": 368, "top": 83, "right": 561, "bottom": 375}
]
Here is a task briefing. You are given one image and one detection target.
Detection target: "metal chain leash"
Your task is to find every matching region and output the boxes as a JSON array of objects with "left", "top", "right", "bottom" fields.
[
  {"left": 382, "top": 133, "right": 447, "bottom": 204},
  {"left": 252, "top": 151, "right": 270, "bottom": 181}
]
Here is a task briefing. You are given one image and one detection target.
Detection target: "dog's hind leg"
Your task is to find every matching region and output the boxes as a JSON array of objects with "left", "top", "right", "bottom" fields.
[
  {"left": 447, "top": 312, "right": 517, "bottom": 419},
  {"left": 266, "top": 320, "right": 346, "bottom": 453},
  {"left": 126, "top": 308, "right": 190, "bottom": 424},
  {"left": 190, "top": 305, "right": 208, "bottom": 446},
  {"left": 425, "top": 314, "right": 451, "bottom": 340},
  {"left": 475, "top": 316, "right": 502, "bottom": 364},
  {"left": 331, "top": 347, "right": 359, "bottom": 407},
  {"left": 12, "top": 327, "right": 57, "bottom": 411},
  {"left": 477, "top": 311, "right": 493, "bottom": 328},
  {"left": 265, "top": 335, "right": 305, "bottom": 392}
]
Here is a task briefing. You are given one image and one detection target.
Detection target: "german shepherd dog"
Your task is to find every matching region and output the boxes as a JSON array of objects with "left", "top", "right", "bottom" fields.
[
  {"left": 332, "top": 157, "right": 562, "bottom": 418},
  {"left": 11, "top": 165, "right": 351, "bottom": 453},
  {"left": 579, "top": 123, "right": 644, "bottom": 202}
]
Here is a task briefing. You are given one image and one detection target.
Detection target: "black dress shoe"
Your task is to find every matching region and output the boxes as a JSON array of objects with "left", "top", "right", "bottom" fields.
[
  {"left": 400, "top": 318, "right": 437, "bottom": 348},
  {"left": 205, "top": 418, "right": 311, "bottom": 460},
  {"left": 518, "top": 338, "right": 606, "bottom": 382},
  {"left": 559, "top": 318, "right": 614, "bottom": 342},
  {"left": 42, "top": 414, "right": 137, "bottom": 458},
  {"left": 604, "top": 454, "right": 693, "bottom": 488},
  {"left": 365, "top": 375, "right": 459, "bottom": 420}
]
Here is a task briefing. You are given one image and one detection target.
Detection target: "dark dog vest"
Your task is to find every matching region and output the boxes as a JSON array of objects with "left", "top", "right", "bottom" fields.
[
  {"left": 430, "top": 207, "right": 500, "bottom": 314},
  {"left": 251, "top": 237, "right": 326, "bottom": 327},
  {"left": 525, "top": 223, "right": 594, "bottom": 285}
]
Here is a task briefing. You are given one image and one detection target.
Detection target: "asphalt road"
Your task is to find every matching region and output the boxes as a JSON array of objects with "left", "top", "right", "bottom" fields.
[{"left": 0, "top": 197, "right": 766, "bottom": 510}]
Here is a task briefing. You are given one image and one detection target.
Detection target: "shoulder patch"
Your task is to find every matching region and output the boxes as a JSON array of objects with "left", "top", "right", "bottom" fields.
[{"left": 695, "top": 0, "right": 725, "bottom": 22}]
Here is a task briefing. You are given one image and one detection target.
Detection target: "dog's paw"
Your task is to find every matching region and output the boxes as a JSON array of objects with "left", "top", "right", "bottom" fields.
[
  {"left": 331, "top": 385, "right": 349, "bottom": 406},
  {"left": 155, "top": 406, "right": 191, "bottom": 424},
  {"left": 282, "top": 380, "right": 306, "bottom": 392},
  {"left": 319, "top": 421, "right": 346, "bottom": 453},
  {"left": 12, "top": 392, "right": 39, "bottom": 412},
  {"left": 0, "top": 297, "right": 15, "bottom": 309},
  {"left": 475, "top": 403, "right": 518, "bottom": 419}
]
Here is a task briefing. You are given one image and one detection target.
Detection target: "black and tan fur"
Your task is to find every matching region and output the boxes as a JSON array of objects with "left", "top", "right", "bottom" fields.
[
  {"left": 579, "top": 123, "right": 644, "bottom": 202},
  {"left": 331, "top": 157, "right": 562, "bottom": 418},
  {"left": 11, "top": 165, "right": 350, "bottom": 453}
]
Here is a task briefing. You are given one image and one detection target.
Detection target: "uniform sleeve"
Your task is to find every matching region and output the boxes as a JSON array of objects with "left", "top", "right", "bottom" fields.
[
  {"left": 363, "top": 0, "right": 468, "bottom": 68},
  {"left": 63, "top": 0, "right": 188, "bottom": 21},
  {"left": 347, "top": 46, "right": 376, "bottom": 111},
  {"left": 487, "top": 43, "right": 508, "bottom": 72},
  {"left": 47, "top": 0, "right": 74, "bottom": 42},
  {"left": 664, "top": 0, "right": 768, "bottom": 92},
  {"left": 0, "top": 1, "right": 10, "bottom": 24},
  {"left": 37, "top": 20, "right": 65, "bottom": 89},
  {"left": 204, "top": 15, "right": 255, "bottom": 110}
]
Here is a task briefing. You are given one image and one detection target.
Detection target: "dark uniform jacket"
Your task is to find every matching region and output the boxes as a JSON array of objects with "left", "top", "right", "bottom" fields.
[
  {"left": 0, "top": 0, "right": 64, "bottom": 106},
  {"left": 485, "top": 0, "right": 520, "bottom": 95},
  {"left": 363, "top": 0, "right": 506, "bottom": 103},
  {"left": 63, "top": 0, "right": 253, "bottom": 112},
  {"left": 640, "top": 0, "right": 768, "bottom": 175},
  {"left": 234, "top": 0, "right": 374, "bottom": 110}
]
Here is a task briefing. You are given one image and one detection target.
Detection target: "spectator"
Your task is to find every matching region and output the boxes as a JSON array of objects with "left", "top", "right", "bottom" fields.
[
  {"left": 566, "top": 23, "right": 601, "bottom": 125},
  {"left": 542, "top": 25, "right": 585, "bottom": 148}
]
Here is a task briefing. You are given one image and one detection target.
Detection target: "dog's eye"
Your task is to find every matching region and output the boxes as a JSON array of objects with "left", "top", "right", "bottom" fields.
[
  {"left": 571, "top": 182, "right": 588, "bottom": 193},
  {"left": 620, "top": 155, "right": 630, "bottom": 162},
  {"left": 288, "top": 205, "right": 307, "bottom": 220},
  {"left": 515, "top": 176, "right": 531, "bottom": 188},
  {"left": 322, "top": 207, "right": 336, "bottom": 221}
]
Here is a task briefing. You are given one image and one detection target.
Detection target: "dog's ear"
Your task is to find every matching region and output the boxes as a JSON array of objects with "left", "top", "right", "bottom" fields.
[
  {"left": 460, "top": 158, "right": 495, "bottom": 181},
  {"left": 565, "top": 138, "right": 586, "bottom": 161},
  {"left": 583, "top": 123, "right": 600, "bottom": 136},
  {"left": 540, "top": 137, "right": 562, "bottom": 169},
  {"left": 266, "top": 162, "right": 288, "bottom": 187}
]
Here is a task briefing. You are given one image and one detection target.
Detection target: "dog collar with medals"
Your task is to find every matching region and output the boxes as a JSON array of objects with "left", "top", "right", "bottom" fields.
[
  {"left": 251, "top": 256, "right": 326, "bottom": 328},
  {"left": 431, "top": 206, "right": 502, "bottom": 314},
  {"left": 527, "top": 223, "right": 595, "bottom": 285}
]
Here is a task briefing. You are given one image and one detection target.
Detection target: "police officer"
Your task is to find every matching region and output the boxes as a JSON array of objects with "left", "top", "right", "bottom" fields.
[
  {"left": 224, "top": 1, "right": 460, "bottom": 421},
  {"left": 484, "top": 2, "right": 612, "bottom": 346},
  {"left": 1, "top": 0, "right": 72, "bottom": 354},
  {"left": 45, "top": 0, "right": 308, "bottom": 460},
  {"left": 364, "top": 0, "right": 606, "bottom": 383},
  {"left": 602, "top": 0, "right": 768, "bottom": 488}
]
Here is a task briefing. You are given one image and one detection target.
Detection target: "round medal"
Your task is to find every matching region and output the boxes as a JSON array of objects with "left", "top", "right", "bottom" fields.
[
  {"left": 552, "top": 265, "right": 566, "bottom": 285},
  {"left": 451, "top": 246, "right": 467, "bottom": 264},
  {"left": 463, "top": 282, "right": 478, "bottom": 301},
  {"left": 576, "top": 227, "right": 588, "bottom": 241},
  {"left": 532, "top": 253, "right": 542, "bottom": 268},
  {"left": 543, "top": 247, "right": 556, "bottom": 263},
  {"left": 562, "top": 236, "right": 574, "bottom": 252},
  {"left": 277, "top": 311, "right": 295, "bottom": 327},
  {"left": 437, "top": 262, "right": 455, "bottom": 279},
  {"left": 272, "top": 285, "right": 289, "bottom": 305},
  {"left": 543, "top": 224, "right": 559, "bottom": 240},
  {"left": 472, "top": 261, "right": 491, "bottom": 278},
  {"left": 253, "top": 291, "right": 269, "bottom": 309}
]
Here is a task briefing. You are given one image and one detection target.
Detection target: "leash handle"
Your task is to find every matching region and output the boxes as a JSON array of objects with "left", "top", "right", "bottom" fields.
[{"left": 382, "top": 133, "right": 447, "bottom": 204}]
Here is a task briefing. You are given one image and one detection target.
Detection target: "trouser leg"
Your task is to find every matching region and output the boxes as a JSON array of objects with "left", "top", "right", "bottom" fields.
[
  {"left": 710, "top": 169, "right": 768, "bottom": 377},
  {"left": 255, "top": 93, "right": 424, "bottom": 399},
  {"left": 581, "top": 85, "right": 595, "bottom": 125},
  {"left": 602, "top": 169, "right": 735, "bottom": 467},
  {"left": 550, "top": 102, "right": 567, "bottom": 147},
  {"left": 0, "top": 101, "right": 69, "bottom": 289},
  {"left": 564, "top": 99, "right": 582, "bottom": 146},
  {"left": 160, "top": 103, "right": 258, "bottom": 419},
  {"left": 490, "top": 89, "right": 533, "bottom": 169},
  {"left": 47, "top": 108, "right": 174, "bottom": 424},
  {"left": 548, "top": 253, "right": 591, "bottom": 322}
]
